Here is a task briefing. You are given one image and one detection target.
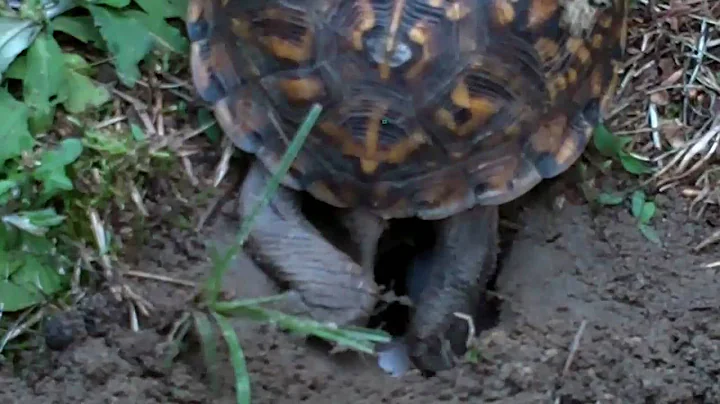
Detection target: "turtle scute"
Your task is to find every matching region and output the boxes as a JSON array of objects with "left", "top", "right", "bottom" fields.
[{"left": 186, "top": 0, "right": 626, "bottom": 218}]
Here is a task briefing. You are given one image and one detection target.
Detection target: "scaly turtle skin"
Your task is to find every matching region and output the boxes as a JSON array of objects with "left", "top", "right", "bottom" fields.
[{"left": 186, "top": 0, "right": 628, "bottom": 372}]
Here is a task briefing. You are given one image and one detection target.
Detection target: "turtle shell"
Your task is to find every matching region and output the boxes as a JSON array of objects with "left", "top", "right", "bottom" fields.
[{"left": 187, "top": 0, "right": 628, "bottom": 220}]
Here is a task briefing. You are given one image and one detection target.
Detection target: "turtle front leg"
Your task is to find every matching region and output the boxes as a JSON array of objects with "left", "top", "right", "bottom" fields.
[
  {"left": 339, "top": 209, "right": 387, "bottom": 273},
  {"left": 238, "top": 161, "right": 379, "bottom": 326},
  {"left": 405, "top": 204, "right": 499, "bottom": 372}
]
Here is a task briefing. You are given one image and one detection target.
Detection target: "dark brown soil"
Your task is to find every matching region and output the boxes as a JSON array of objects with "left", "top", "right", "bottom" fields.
[{"left": 1, "top": 174, "right": 719, "bottom": 404}]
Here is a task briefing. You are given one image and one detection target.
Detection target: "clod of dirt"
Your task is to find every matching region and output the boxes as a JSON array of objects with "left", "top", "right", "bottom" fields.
[{"left": 43, "top": 311, "right": 87, "bottom": 351}]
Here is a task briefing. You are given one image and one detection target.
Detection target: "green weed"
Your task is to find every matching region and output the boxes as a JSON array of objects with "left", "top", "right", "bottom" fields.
[
  {"left": 593, "top": 123, "right": 654, "bottom": 176},
  {"left": 0, "top": 0, "right": 185, "bottom": 350},
  {"left": 580, "top": 124, "right": 662, "bottom": 245}
]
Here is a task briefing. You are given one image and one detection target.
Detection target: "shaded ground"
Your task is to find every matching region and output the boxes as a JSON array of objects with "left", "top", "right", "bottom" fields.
[{"left": 1, "top": 171, "right": 718, "bottom": 404}]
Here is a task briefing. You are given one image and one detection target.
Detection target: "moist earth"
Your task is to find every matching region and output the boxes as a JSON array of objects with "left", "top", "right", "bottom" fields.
[{"left": 1, "top": 174, "right": 719, "bottom": 404}]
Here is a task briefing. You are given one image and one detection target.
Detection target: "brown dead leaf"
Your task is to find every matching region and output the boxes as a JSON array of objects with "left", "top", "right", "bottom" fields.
[
  {"left": 661, "top": 120, "right": 689, "bottom": 149},
  {"left": 650, "top": 90, "right": 671, "bottom": 106},
  {"left": 660, "top": 69, "right": 683, "bottom": 87}
]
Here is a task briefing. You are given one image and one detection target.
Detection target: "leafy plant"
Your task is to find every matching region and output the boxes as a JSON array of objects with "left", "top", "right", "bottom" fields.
[
  {"left": 575, "top": 123, "right": 662, "bottom": 245},
  {"left": 0, "top": 137, "right": 82, "bottom": 313},
  {"left": 0, "top": 86, "right": 86, "bottom": 314},
  {"left": 594, "top": 188, "right": 662, "bottom": 245},
  {"left": 593, "top": 123, "right": 654, "bottom": 176},
  {"left": 630, "top": 190, "right": 661, "bottom": 245},
  {"left": 0, "top": 1, "right": 189, "bottom": 359},
  {"left": 2, "top": 0, "right": 188, "bottom": 85}
]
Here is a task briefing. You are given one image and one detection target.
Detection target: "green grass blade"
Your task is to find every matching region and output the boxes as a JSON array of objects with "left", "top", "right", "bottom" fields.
[
  {"left": 211, "top": 293, "right": 289, "bottom": 311},
  {"left": 192, "top": 311, "right": 220, "bottom": 393},
  {"left": 205, "top": 103, "right": 323, "bottom": 304},
  {"left": 299, "top": 328, "right": 380, "bottom": 354},
  {"left": 211, "top": 312, "right": 251, "bottom": 404},
  {"left": 324, "top": 325, "right": 394, "bottom": 342},
  {"left": 163, "top": 314, "right": 193, "bottom": 369},
  {"left": 213, "top": 303, "right": 391, "bottom": 354}
]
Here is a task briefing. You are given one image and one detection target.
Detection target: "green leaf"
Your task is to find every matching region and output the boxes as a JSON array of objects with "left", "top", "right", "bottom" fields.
[
  {"left": 33, "top": 138, "right": 84, "bottom": 197},
  {"left": 638, "top": 223, "right": 661, "bottom": 245},
  {"left": 130, "top": 124, "right": 146, "bottom": 141},
  {"left": 596, "top": 192, "right": 625, "bottom": 206},
  {"left": 167, "top": 0, "right": 189, "bottom": 19},
  {"left": 3, "top": 209, "right": 65, "bottom": 236},
  {"left": 620, "top": 153, "right": 654, "bottom": 175},
  {"left": 198, "top": 108, "right": 219, "bottom": 143},
  {"left": 0, "top": 246, "right": 10, "bottom": 280},
  {"left": 630, "top": 190, "right": 645, "bottom": 219},
  {"left": 125, "top": 9, "right": 188, "bottom": 54},
  {"left": 0, "top": 16, "right": 42, "bottom": 81},
  {"left": 17, "top": 232, "right": 57, "bottom": 257},
  {"left": 28, "top": 105, "right": 57, "bottom": 134},
  {"left": 0, "top": 236, "right": 25, "bottom": 280},
  {"left": 133, "top": 0, "right": 189, "bottom": 20},
  {"left": 465, "top": 347, "right": 481, "bottom": 364},
  {"left": 50, "top": 16, "right": 104, "bottom": 46},
  {"left": 591, "top": 124, "right": 652, "bottom": 177},
  {"left": 23, "top": 30, "right": 66, "bottom": 119},
  {"left": 125, "top": 0, "right": 191, "bottom": 53},
  {"left": 0, "top": 281, "right": 44, "bottom": 311},
  {"left": 639, "top": 201, "right": 656, "bottom": 224},
  {"left": 0, "top": 89, "right": 34, "bottom": 164},
  {"left": 10, "top": 254, "right": 67, "bottom": 298},
  {"left": 593, "top": 124, "right": 623, "bottom": 157},
  {"left": 27, "top": 208, "right": 66, "bottom": 228},
  {"left": 86, "top": 0, "right": 131, "bottom": 7},
  {"left": 88, "top": 5, "right": 154, "bottom": 87},
  {"left": 0, "top": 180, "right": 18, "bottom": 200},
  {"left": 59, "top": 53, "right": 111, "bottom": 113},
  {"left": 132, "top": 0, "right": 165, "bottom": 17},
  {"left": 4, "top": 54, "right": 26, "bottom": 80}
]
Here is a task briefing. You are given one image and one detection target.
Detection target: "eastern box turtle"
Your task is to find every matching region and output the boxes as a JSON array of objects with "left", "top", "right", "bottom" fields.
[{"left": 186, "top": 0, "right": 628, "bottom": 372}]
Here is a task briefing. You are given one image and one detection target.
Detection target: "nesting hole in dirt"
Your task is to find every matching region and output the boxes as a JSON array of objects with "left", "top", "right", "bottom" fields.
[{"left": 301, "top": 197, "right": 521, "bottom": 342}]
